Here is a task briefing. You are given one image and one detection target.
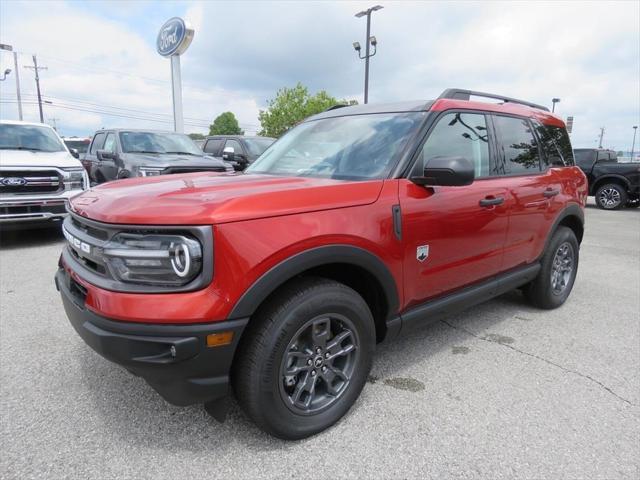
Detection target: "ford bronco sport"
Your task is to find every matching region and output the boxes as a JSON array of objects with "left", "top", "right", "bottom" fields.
[{"left": 56, "top": 89, "right": 587, "bottom": 439}]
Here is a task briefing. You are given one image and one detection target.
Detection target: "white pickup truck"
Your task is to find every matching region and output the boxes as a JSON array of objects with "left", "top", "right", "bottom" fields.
[{"left": 0, "top": 120, "right": 89, "bottom": 228}]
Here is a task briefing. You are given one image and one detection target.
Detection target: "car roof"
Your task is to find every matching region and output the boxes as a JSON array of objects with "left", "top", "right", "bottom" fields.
[
  {"left": 0, "top": 119, "right": 56, "bottom": 128},
  {"left": 307, "top": 100, "right": 434, "bottom": 121}
]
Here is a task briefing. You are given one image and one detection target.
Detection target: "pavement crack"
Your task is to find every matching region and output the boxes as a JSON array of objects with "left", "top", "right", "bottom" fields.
[{"left": 440, "top": 320, "right": 637, "bottom": 407}]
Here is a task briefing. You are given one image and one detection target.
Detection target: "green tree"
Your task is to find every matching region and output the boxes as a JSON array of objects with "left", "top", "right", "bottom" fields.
[
  {"left": 209, "top": 112, "right": 244, "bottom": 135},
  {"left": 258, "top": 83, "right": 356, "bottom": 137}
]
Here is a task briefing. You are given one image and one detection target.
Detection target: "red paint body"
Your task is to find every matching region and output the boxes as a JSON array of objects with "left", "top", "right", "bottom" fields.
[{"left": 63, "top": 99, "right": 587, "bottom": 325}]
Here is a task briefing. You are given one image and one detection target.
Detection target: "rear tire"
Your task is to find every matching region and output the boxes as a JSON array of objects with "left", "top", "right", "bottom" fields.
[
  {"left": 525, "top": 226, "right": 579, "bottom": 309},
  {"left": 232, "top": 277, "right": 375, "bottom": 440},
  {"left": 595, "top": 183, "right": 627, "bottom": 210}
]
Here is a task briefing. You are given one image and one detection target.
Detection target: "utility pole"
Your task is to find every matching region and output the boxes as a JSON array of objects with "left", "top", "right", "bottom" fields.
[
  {"left": 598, "top": 127, "right": 605, "bottom": 149},
  {"left": 0, "top": 44, "right": 22, "bottom": 120},
  {"left": 353, "top": 5, "right": 383, "bottom": 104},
  {"left": 24, "top": 55, "right": 47, "bottom": 123}
]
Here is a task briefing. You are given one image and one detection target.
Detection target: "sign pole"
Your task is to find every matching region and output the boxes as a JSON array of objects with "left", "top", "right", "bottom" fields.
[{"left": 170, "top": 55, "right": 184, "bottom": 133}]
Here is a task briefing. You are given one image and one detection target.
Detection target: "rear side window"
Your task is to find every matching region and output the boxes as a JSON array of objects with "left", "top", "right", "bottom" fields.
[
  {"left": 417, "top": 112, "right": 490, "bottom": 178},
  {"left": 544, "top": 125, "right": 574, "bottom": 166},
  {"left": 204, "top": 138, "right": 223, "bottom": 155},
  {"left": 90, "top": 133, "right": 105, "bottom": 154},
  {"left": 493, "top": 115, "right": 540, "bottom": 174}
]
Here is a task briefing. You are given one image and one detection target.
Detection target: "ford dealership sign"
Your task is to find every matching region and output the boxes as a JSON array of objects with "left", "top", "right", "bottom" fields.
[{"left": 156, "top": 17, "right": 194, "bottom": 57}]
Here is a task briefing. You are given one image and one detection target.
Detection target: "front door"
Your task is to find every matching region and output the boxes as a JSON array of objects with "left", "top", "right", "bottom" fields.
[{"left": 400, "top": 111, "right": 509, "bottom": 309}]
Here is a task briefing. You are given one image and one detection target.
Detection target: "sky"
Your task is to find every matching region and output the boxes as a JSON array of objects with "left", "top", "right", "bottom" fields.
[{"left": 0, "top": 0, "right": 638, "bottom": 151}]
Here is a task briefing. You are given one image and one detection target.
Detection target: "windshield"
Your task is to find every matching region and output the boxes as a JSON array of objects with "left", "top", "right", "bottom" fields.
[
  {"left": 574, "top": 150, "right": 596, "bottom": 168},
  {"left": 119, "top": 131, "right": 203, "bottom": 156},
  {"left": 244, "top": 137, "right": 275, "bottom": 156},
  {"left": 64, "top": 139, "right": 91, "bottom": 153},
  {"left": 246, "top": 113, "right": 425, "bottom": 180},
  {"left": 0, "top": 124, "right": 65, "bottom": 152}
]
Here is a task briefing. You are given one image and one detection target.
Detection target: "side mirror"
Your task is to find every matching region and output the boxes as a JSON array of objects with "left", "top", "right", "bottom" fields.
[
  {"left": 411, "top": 156, "right": 475, "bottom": 187},
  {"left": 222, "top": 146, "right": 235, "bottom": 161},
  {"left": 96, "top": 149, "right": 115, "bottom": 161},
  {"left": 69, "top": 148, "right": 80, "bottom": 159}
]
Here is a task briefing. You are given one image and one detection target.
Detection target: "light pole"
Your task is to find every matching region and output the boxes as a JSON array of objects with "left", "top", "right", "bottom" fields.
[
  {"left": 353, "top": 5, "right": 383, "bottom": 104},
  {"left": 551, "top": 97, "right": 560, "bottom": 113},
  {"left": 0, "top": 43, "right": 22, "bottom": 120},
  {"left": 631, "top": 126, "right": 638, "bottom": 162},
  {"left": 0, "top": 68, "right": 11, "bottom": 81}
]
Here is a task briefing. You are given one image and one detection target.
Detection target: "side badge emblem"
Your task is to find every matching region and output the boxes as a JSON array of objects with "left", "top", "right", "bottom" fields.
[{"left": 417, "top": 245, "right": 429, "bottom": 262}]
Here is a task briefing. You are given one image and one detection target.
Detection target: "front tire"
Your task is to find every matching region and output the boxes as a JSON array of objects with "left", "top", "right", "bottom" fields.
[
  {"left": 595, "top": 183, "right": 627, "bottom": 210},
  {"left": 525, "top": 226, "right": 579, "bottom": 309},
  {"left": 232, "top": 278, "right": 375, "bottom": 440}
]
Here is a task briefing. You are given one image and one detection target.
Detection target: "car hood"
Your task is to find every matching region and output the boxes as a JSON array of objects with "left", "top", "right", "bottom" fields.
[
  {"left": 70, "top": 173, "right": 384, "bottom": 225},
  {"left": 0, "top": 150, "right": 83, "bottom": 169},
  {"left": 125, "top": 153, "right": 227, "bottom": 168}
]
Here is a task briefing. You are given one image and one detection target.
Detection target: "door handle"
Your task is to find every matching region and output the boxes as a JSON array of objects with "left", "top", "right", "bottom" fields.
[
  {"left": 479, "top": 196, "right": 504, "bottom": 207},
  {"left": 543, "top": 189, "right": 560, "bottom": 198}
]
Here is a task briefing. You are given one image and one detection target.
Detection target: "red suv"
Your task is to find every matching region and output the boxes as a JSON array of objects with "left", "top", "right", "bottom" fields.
[{"left": 56, "top": 89, "right": 587, "bottom": 439}]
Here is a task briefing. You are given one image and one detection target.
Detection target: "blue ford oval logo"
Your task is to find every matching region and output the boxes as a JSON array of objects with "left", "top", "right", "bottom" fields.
[
  {"left": 156, "top": 17, "right": 193, "bottom": 57},
  {"left": 1, "top": 177, "right": 27, "bottom": 186}
]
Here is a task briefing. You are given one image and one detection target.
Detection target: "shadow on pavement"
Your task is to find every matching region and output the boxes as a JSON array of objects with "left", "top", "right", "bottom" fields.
[{"left": 0, "top": 224, "right": 65, "bottom": 250}]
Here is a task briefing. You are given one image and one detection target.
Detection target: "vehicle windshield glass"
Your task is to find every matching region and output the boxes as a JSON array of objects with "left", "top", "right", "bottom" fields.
[
  {"left": 574, "top": 150, "right": 596, "bottom": 168},
  {"left": 244, "top": 137, "right": 274, "bottom": 156},
  {"left": 119, "top": 131, "right": 203, "bottom": 156},
  {"left": 246, "top": 113, "right": 425, "bottom": 180},
  {"left": 64, "top": 140, "right": 90, "bottom": 153},
  {"left": 0, "top": 124, "right": 65, "bottom": 152}
]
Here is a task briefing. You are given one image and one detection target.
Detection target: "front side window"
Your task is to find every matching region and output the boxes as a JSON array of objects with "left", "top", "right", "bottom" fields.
[
  {"left": 204, "top": 139, "right": 223, "bottom": 155},
  {"left": 247, "top": 112, "right": 425, "bottom": 180},
  {"left": 0, "top": 124, "right": 65, "bottom": 152},
  {"left": 119, "top": 132, "right": 202, "bottom": 156},
  {"left": 103, "top": 133, "right": 117, "bottom": 153},
  {"left": 416, "top": 112, "right": 490, "bottom": 178},
  {"left": 494, "top": 115, "right": 540, "bottom": 174},
  {"left": 224, "top": 139, "right": 243, "bottom": 154}
]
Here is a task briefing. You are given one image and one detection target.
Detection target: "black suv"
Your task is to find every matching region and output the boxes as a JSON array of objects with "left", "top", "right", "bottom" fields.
[
  {"left": 574, "top": 148, "right": 640, "bottom": 209},
  {"left": 202, "top": 135, "right": 275, "bottom": 171},
  {"left": 83, "top": 129, "right": 232, "bottom": 184}
]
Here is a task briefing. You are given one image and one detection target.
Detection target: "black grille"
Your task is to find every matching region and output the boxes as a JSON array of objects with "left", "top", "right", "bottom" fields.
[
  {"left": 71, "top": 215, "right": 109, "bottom": 240},
  {"left": 0, "top": 170, "right": 61, "bottom": 194},
  {"left": 163, "top": 167, "right": 226, "bottom": 175},
  {"left": 0, "top": 204, "right": 66, "bottom": 215}
]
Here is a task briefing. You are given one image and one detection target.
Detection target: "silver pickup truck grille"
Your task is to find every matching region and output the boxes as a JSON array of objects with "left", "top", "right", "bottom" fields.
[{"left": 0, "top": 170, "right": 61, "bottom": 194}]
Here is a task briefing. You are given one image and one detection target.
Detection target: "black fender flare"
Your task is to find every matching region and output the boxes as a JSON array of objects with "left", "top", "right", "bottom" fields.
[
  {"left": 228, "top": 245, "right": 400, "bottom": 320},
  {"left": 590, "top": 174, "right": 631, "bottom": 195},
  {"left": 542, "top": 203, "right": 585, "bottom": 253}
]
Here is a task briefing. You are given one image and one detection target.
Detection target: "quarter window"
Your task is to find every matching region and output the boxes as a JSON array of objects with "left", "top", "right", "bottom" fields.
[
  {"left": 416, "top": 112, "right": 490, "bottom": 178},
  {"left": 494, "top": 116, "right": 541, "bottom": 174},
  {"left": 90, "top": 133, "right": 105, "bottom": 155}
]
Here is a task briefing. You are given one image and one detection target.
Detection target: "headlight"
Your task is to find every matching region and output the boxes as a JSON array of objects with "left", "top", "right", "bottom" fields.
[
  {"left": 62, "top": 168, "right": 88, "bottom": 190},
  {"left": 103, "top": 233, "right": 202, "bottom": 286},
  {"left": 139, "top": 167, "right": 164, "bottom": 177}
]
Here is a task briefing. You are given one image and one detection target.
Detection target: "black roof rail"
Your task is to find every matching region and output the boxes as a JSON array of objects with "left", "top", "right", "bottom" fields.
[
  {"left": 324, "top": 104, "right": 350, "bottom": 112},
  {"left": 438, "top": 88, "right": 550, "bottom": 112}
]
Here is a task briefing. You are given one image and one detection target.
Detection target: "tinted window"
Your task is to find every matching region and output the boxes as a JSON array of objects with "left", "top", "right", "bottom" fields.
[
  {"left": 247, "top": 112, "right": 425, "bottom": 180},
  {"left": 597, "top": 151, "right": 610, "bottom": 161},
  {"left": 103, "top": 133, "right": 117, "bottom": 153},
  {"left": 574, "top": 150, "right": 596, "bottom": 168},
  {"left": 118, "top": 131, "right": 202, "bottom": 156},
  {"left": 494, "top": 116, "right": 540, "bottom": 174},
  {"left": 533, "top": 123, "right": 574, "bottom": 167},
  {"left": 225, "top": 139, "right": 243, "bottom": 155},
  {"left": 547, "top": 126, "right": 574, "bottom": 166},
  {"left": 90, "top": 133, "right": 106, "bottom": 154},
  {"left": 64, "top": 139, "right": 90, "bottom": 154},
  {"left": 244, "top": 137, "right": 275, "bottom": 156},
  {"left": 204, "top": 138, "right": 223, "bottom": 155},
  {"left": 416, "top": 112, "right": 490, "bottom": 178},
  {"left": 0, "top": 124, "right": 65, "bottom": 152}
]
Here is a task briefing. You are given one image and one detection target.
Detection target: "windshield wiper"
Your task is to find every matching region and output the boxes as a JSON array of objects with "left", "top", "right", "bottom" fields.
[
  {"left": 0, "top": 146, "right": 47, "bottom": 151},
  {"left": 164, "top": 151, "right": 200, "bottom": 156}
]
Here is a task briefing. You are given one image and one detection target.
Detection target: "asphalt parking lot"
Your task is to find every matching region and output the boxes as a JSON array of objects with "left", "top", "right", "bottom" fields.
[{"left": 1, "top": 199, "right": 638, "bottom": 480}]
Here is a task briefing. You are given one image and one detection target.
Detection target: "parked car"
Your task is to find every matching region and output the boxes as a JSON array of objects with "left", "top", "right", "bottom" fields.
[
  {"left": 0, "top": 120, "right": 88, "bottom": 228},
  {"left": 56, "top": 88, "right": 587, "bottom": 440},
  {"left": 62, "top": 137, "right": 92, "bottom": 158},
  {"left": 574, "top": 148, "right": 640, "bottom": 209},
  {"left": 202, "top": 135, "right": 275, "bottom": 170},
  {"left": 83, "top": 129, "right": 233, "bottom": 184}
]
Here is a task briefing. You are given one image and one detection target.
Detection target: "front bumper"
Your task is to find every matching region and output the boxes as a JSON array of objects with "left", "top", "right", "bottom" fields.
[
  {"left": 55, "top": 268, "right": 248, "bottom": 406},
  {"left": 0, "top": 190, "right": 82, "bottom": 225}
]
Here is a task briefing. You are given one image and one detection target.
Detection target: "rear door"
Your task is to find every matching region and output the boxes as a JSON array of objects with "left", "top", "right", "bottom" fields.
[
  {"left": 399, "top": 111, "right": 509, "bottom": 307},
  {"left": 491, "top": 115, "right": 563, "bottom": 269}
]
